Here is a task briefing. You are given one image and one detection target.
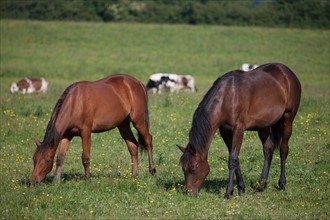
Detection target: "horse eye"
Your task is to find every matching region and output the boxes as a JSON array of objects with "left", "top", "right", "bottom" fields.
[{"left": 45, "top": 160, "right": 50, "bottom": 163}]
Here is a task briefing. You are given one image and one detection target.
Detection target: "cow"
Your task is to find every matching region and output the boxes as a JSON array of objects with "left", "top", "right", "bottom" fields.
[
  {"left": 146, "top": 73, "right": 176, "bottom": 94},
  {"left": 241, "top": 63, "right": 259, "bottom": 71},
  {"left": 10, "top": 77, "right": 48, "bottom": 94},
  {"left": 146, "top": 73, "right": 196, "bottom": 94},
  {"left": 172, "top": 74, "right": 197, "bottom": 93}
]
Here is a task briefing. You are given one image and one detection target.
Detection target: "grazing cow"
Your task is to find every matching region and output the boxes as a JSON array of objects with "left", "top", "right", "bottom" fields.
[
  {"left": 146, "top": 73, "right": 196, "bottom": 94},
  {"left": 146, "top": 73, "right": 176, "bottom": 94},
  {"left": 173, "top": 74, "right": 197, "bottom": 93},
  {"left": 241, "top": 63, "right": 259, "bottom": 71},
  {"left": 10, "top": 77, "right": 48, "bottom": 94}
]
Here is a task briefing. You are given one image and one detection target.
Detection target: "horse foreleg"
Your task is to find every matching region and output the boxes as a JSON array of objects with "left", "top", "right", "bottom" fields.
[
  {"left": 118, "top": 121, "right": 139, "bottom": 177},
  {"left": 81, "top": 131, "right": 92, "bottom": 179},
  {"left": 235, "top": 162, "right": 245, "bottom": 195},
  {"left": 53, "top": 138, "right": 71, "bottom": 183},
  {"left": 222, "top": 127, "right": 244, "bottom": 198},
  {"left": 257, "top": 127, "right": 275, "bottom": 191},
  {"left": 220, "top": 128, "right": 245, "bottom": 197},
  {"left": 279, "top": 113, "right": 293, "bottom": 190}
]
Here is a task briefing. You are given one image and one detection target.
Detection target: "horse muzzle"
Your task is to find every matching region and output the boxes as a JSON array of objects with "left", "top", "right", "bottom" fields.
[
  {"left": 29, "top": 177, "right": 42, "bottom": 186},
  {"left": 186, "top": 187, "right": 199, "bottom": 197}
]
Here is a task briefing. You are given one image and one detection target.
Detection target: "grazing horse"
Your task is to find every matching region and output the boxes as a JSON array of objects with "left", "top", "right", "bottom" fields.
[
  {"left": 178, "top": 63, "right": 301, "bottom": 197},
  {"left": 30, "top": 74, "right": 156, "bottom": 185}
]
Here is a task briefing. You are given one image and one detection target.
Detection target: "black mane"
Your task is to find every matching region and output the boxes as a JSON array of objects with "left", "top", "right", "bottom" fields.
[
  {"left": 185, "top": 71, "right": 239, "bottom": 158},
  {"left": 38, "top": 83, "right": 75, "bottom": 152}
]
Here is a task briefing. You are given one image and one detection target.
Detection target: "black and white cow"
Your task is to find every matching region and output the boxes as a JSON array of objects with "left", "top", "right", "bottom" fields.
[
  {"left": 146, "top": 73, "right": 175, "bottom": 94},
  {"left": 241, "top": 63, "right": 259, "bottom": 71},
  {"left": 146, "top": 73, "right": 196, "bottom": 94},
  {"left": 10, "top": 77, "right": 48, "bottom": 94}
]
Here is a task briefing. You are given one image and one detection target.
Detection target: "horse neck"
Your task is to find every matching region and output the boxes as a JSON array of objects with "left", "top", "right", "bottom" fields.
[
  {"left": 53, "top": 109, "right": 71, "bottom": 140},
  {"left": 45, "top": 85, "right": 75, "bottom": 144},
  {"left": 188, "top": 114, "right": 217, "bottom": 158},
  {"left": 38, "top": 136, "right": 60, "bottom": 156},
  {"left": 188, "top": 132, "right": 215, "bottom": 160}
]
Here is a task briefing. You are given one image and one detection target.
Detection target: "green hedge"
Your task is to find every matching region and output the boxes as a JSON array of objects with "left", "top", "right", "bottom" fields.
[{"left": 1, "top": 0, "right": 329, "bottom": 29}]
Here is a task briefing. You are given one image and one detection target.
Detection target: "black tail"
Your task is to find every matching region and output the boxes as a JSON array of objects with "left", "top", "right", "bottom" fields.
[{"left": 271, "top": 121, "right": 282, "bottom": 149}]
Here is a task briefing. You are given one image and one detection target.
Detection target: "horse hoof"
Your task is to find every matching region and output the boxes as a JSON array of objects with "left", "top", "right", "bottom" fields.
[
  {"left": 224, "top": 193, "right": 231, "bottom": 199},
  {"left": 256, "top": 179, "right": 267, "bottom": 192},
  {"left": 256, "top": 185, "right": 265, "bottom": 192},
  {"left": 256, "top": 183, "right": 267, "bottom": 192},
  {"left": 224, "top": 190, "right": 233, "bottom": 199},
  {"left": 53, "top": 176, "right": 61, "bottom": 183},
  {"left": 278, "top": 179, "right": 286, "bottom": 190},
  {"left": 150, "top": 168, "right": 156, "bottom": 176},
  {"left": 278, "top": 183, "right": 286, "bottom": 190},
  {"left": 238, "top": 189, "right": 245, "bottom": 196}
]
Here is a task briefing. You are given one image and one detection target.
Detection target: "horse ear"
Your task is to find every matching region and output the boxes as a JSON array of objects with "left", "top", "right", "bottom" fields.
[
  {"left": 176, "top": 144, "right": 186, "bottom": 153},
  {"left": 34, "top": 137, "right": 41, "bottom": 147}
]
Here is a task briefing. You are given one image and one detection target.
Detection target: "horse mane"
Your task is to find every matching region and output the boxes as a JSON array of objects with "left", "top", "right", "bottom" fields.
[
  {"left": 38, "top": 84, "right": 75, "bottom": 152},
  {"left": 184, "top": 71, "right": 238, "bottom": 160}
]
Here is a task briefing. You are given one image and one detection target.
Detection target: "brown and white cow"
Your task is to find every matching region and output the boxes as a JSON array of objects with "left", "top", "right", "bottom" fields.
[
  {"left": 10, "top": 77, "right": 48, "bottom": 94},
  {"left": 146, "top": 73, "right": 196, "bottom": 94}
]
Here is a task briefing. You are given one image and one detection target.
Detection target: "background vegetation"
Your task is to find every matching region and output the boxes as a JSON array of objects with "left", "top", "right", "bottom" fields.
[
  {"left": 0, "top": 20, "right": 329, "bottom": 219},
  {"left": 1, "top": 0, "right": 329, "bottom": 29}
]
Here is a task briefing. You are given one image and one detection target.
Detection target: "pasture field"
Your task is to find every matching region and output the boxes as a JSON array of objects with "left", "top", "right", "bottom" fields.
[{"left": 0, "top": 20, "right": 329, "bottom": 219}]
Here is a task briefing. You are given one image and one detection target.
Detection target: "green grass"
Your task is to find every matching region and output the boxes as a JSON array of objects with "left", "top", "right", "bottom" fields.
[{"left": 0, "top": 20, "right": 329, "bottom": 219}]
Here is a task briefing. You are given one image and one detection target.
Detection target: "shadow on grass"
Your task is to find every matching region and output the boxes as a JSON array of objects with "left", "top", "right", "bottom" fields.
[
  {"left": 204, "top": 179, "right": 227, "bottom": 194},
  {"left": 22, "top": 169, "right": 136, "bottom": 186},
  {"left": 21, "top": 172, "right": 96, "bottom": 186},
  {"left": 158, "top": 177, "right": 227, "bottom": 195}
]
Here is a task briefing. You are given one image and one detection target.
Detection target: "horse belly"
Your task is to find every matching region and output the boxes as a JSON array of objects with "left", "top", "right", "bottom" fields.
[
  {"left": 246, "top": 91, "right": 286, "bottom": 130},
  {"left": 246, "top": 108, "right": 284, "bottom": 130},
  {"left": 91, "top": 101, "right": 129, "bottom": 133}
]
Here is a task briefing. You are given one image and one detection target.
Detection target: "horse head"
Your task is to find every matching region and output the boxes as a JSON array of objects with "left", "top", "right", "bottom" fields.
[
  {"left": 177, "top": 144, "right": 209, "bottom": 196},
  {"left": 30, "top": 137, "right": 56, "bottom": 185}
]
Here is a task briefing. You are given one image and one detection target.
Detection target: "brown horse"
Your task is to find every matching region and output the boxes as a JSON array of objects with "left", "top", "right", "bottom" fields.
[
  {"left": 178, "top": 63, "right": 301, "bottom": 197},
  {"left": 30, "top": 74, "right": 156, "bottom": 185}
]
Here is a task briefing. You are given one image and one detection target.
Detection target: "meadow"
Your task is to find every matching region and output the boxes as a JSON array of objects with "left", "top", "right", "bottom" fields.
[{"left": 0, "top": 20, "right": 329, "bottom": 219}]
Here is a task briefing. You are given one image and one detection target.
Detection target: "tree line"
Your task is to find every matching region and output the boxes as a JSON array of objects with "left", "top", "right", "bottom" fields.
[{"left": 1, "top": 0, "right": 329, "bottom": 29}]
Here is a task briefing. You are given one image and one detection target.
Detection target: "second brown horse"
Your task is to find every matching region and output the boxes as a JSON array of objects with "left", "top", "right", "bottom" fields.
[
  {"left": 178, "top": 63, "right": 301, "bottom": 197},
  {"left": 30, "top": 74, "right": 156, "bottom": 185}
]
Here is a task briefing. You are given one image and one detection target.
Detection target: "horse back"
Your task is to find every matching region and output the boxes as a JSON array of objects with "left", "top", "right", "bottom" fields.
[
  {"left": 57, "top": 74, "right": 147, "bottom": 134},
  {"left": 257, "top": 63, "right": 301, "bottom": 113},
  {"left": 214, "top": 63, "right": 301, "bottom": 129}
]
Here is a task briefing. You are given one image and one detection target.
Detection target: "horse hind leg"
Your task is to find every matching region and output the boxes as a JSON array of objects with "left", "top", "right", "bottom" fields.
[
  {"left": 278, "top": 112, "right": 294, "bottom": 190},
  {"left": 117, "top": 117, "right": 139, "bottom": 177},
  {"left": 53, "top": 137, "right": 72, "bottom": 183},
  {"left": 131, "top": 116, "right": 156, "bottom": 176},
  {"left": 257, "top": 127, "right": 276, "bottom": 192},
  {"left": 81, "top": 130, "right": 92, "bottom": 180},
  {"left": 138, "top": 127, "right": 156, "bottom": 176}
]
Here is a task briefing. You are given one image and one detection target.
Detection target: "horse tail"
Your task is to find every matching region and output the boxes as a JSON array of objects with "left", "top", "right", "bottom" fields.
[
  {"left": 271, "top": 121, "right": 282, "bottom": 149},
  {"left": 138, "top": 89, "right": 150, "bottom": 154}
]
